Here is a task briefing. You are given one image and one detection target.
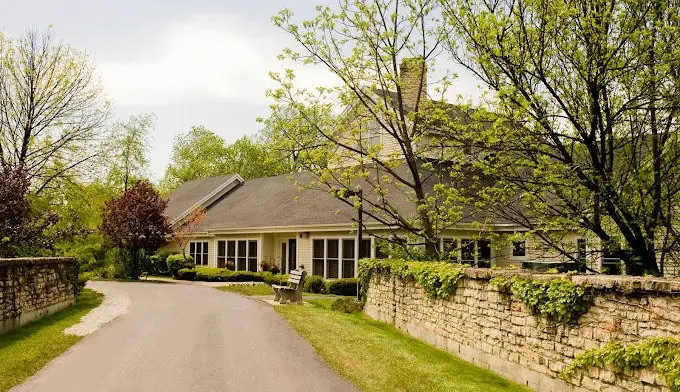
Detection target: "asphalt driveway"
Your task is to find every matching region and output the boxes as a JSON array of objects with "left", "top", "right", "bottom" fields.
[{"left": 12, "top": 281, "right": 357, "bottom": 392}]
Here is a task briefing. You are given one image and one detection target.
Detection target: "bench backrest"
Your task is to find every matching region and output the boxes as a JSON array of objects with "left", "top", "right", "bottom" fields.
[{"left": 287, "top": 269, "right": 306, "bottom": 289}]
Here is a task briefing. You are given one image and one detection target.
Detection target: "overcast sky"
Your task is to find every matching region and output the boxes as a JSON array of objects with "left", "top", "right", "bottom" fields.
[{"left": 1, "top": 0, "right": 482, "bottom": 180}]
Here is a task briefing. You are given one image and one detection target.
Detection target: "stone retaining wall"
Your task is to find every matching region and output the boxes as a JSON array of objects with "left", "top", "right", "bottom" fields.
[
  {"left": 0, "top": 257, "right": 77, "bottom": 334},
  {"left": 364, "top": 269, "right": 680, "bottom": 392}
]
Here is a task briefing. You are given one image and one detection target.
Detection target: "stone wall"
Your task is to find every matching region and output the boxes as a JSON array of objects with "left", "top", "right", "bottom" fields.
[
  {"left": 0, "top": 257, "right": 77, "bottom": 334},
  {"left": 364, "top": 269, "right": 680, "bottom": 392}
]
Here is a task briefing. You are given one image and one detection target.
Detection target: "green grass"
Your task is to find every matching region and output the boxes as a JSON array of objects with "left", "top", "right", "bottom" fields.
[
  {"left": 276, "top": 300, "right": 530, "bottom": 392},
  {"left": 0, "top": 289, "right": 104, "bottom": 392},
  {"left": 217, "top": 284, "right": 274, "bottom": 296}
]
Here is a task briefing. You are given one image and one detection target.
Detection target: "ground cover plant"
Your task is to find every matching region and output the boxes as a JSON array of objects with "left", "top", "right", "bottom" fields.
[
  {"left": 0, "top": 289, "right": 103, "bottom": 392},
  {"left": 275, "top": 298, "right": 529, "bottom": 392}
]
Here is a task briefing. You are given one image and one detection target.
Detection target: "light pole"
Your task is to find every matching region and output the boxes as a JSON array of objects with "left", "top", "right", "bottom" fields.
[{"left": 343, "top": 189, "right": 363, "bottom": 301}]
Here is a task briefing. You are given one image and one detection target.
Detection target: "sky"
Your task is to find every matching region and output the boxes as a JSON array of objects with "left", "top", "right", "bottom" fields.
[{"left": 1, "top": 0, "right": 482, "bottom": 181}]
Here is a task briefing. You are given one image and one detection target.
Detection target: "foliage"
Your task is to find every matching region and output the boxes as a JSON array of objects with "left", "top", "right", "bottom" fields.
[
  {"left": 216, "top": 284, "right": 274, "bottom": 296},
  {"left": 174, "top": 267, "right": 291, "bottom": 284},
  {"left": 148, "top": 250, "right": 174, "bottom": 275},
  {"left": 358, "top": 259, "right": 467, "bottom": 300},
  {"left": 260, "top": 260, "right": 280, "bottom": 274},
  {"left": 0, "top": 29, "right": 109, "bottom": 193},
  {"left": 326, "top": 278, "right": 358, "bottom": 296},
  {"left": 330, "top": 297, "right": 364, "bottom": 313},
  {"left": 562, "top": 338, "right": 680, "bottom": 391},
  {"left": 101, "top": 180, "right": 171, "bottom": 279},
  {"left": 270, "top": 0, "right": 475, "bottom": 259},
  {"left": 105, "top": 113, "right": 155, "bottom": 192},
  {"left": 176, "top": 269, "right": 197, "bottom": 281},
  {"left": 0, "top": 165, "right": 59, "bottom": 257},
  {"left": 159, "top": 126, "right": 293, "bottom": 193},
  {"left": 442, "top": 0, "right": 680, "bottom": 275},
  {"left": 489, "top": 277, "right": 594, "bottom": 323},
  {"left": 166, "top": 254, "right": 193, "bottom": 278},
  {"left": 304, "top": 275, "right": 327, "bottom": 294},
  {"left": 169, "top": 208, "right": 206, "bottom": 258}
]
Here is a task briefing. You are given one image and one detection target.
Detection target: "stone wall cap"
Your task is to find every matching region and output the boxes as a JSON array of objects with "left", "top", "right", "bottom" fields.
[
  {"left": 0, "top": 257, "right": 77, "bottom": 267},
  {"left": 461, "top": 268, "right": 680, "bottom": 294}
]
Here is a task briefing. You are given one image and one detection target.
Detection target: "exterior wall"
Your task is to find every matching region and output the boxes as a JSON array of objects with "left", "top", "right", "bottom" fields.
[
  {"left": 365, "top": 269, "right": 680, "bottom": 392},
  {"left": 1, "top": 258, "right": 77, "bottom": 334}
]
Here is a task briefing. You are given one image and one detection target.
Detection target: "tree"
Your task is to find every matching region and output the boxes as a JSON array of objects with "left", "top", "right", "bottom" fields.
[
  {"left": 160, "top": 126, "right": 293, "bottom": 192},
  {"left": 0, "top": 165, "right": 58, "bottom": 257},
  {"left": 170, "top": 208, "right": 206, "bottom": 259},
  {"left": 0, "top": 30, "right": 109, "bottom": 194},
  {"left": 270, "top": 0, "right": 470, "bottom": 258},
  {"left": 442, "top": 0, "right": 680, "bottom": 274},
  {"left": 106, "top": 113, "right": 154, "bottom": 192},
  {"left": 101, "top": 180, "right": 171, "bottom": 278}
]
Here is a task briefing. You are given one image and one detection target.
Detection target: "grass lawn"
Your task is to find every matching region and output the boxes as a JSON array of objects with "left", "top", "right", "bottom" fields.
[
  {"left": 276, "top": 299, "right": 530, "bottom": 392},
  {"left": 0, "top": 289, "right": 104, "bottom": 392},
  {"left": 217, "top": 284, "right": 274, "bottom": 296}
]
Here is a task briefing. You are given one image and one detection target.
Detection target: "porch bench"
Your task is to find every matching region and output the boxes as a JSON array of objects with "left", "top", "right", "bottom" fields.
[{"left": 272, "top": 268, "right": 307, "bottom": 305}]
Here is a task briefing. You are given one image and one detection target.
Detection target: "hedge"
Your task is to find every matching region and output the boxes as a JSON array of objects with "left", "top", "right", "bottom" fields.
[
  {"left": 175, "top": 267, "right": 289, "bottom": 285},
  {"left": 326, "top": 278, "right": 358, "bottom": 296}
]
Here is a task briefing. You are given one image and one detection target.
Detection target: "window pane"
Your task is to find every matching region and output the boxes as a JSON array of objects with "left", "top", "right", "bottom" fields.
[
  {"left": 218, "top": 241, "right": 225, "bottom": 257},
  {"left": 342, "top": 260, "right": 355, "bottom": 278},
  {"left": 327, "top": 260, "right": 339, "bottom": 279},
  {"left": 327, "top": 239, "right": 339, "bottom": 258},
  {"left": 313, "top": 240, "right": 325, "bottom": 258},
  {"left": 359, "top": 239, "right": 372, "bottom": 259},
  {"left": 202, "top": 242, "right": 209, "bottom": 254},
  {"left": 313, "top": 259, "right": 324, "bottom": 276},
  {"left": 190, "top": 242, "right": 195, "bottom": 254},
  {"left": 237, "top": 241, "right": 247, "bottom": 257},
  {"left": 342, "top": 239, "right": 355, "bottom": 259},
  {"left": 461, "top": 239, "right": 475, "bottom": 262},
  {"left": 248, "top": 241, "right": 258, "bottom": 258},
  {"left": 227, "top": 241, "right": 236, "bottom": 258},
  {"left": 477, "top": 240, "right": 491, "bottom": 268},
  {"left": 512, "top": 241, "right": 526, "bottom": 257}
]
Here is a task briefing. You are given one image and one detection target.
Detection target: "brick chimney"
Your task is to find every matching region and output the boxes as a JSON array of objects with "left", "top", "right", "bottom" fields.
[{"left": 399, "top": 57, "right": 427, "bottom": 110}]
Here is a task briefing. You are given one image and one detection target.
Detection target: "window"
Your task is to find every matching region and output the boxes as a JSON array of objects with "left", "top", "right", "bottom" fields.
[
  {"left": 217, "top": 240, "right": 257, "bottom": 271},
  {"left": 342, "top": 239, "right": 355, "bottom": 278},
  {"left": 477, "top": 239, "right": 491, "bottom": 268},
  {"left": 441, "top": 238, "right": 458, "bottom": 261},
  {"left": 512, "top": 241, "right": 526, "bottom": 257},
  {"left": 313, "top": 238, "right": 371, "bottom": 278},
  {"left": 359, "top": 127, "right": 381, "bottom": 152},
  {"left": 461, "top": 239, "right": 475, "bottom": 263},
  {"left": 189, "top": 241, "right": 209, "bottom": 266},
  {"left": 313, "top": 239, "right": 325, "bottom": 277}
]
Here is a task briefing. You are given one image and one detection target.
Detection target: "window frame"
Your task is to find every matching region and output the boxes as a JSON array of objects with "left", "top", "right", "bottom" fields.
[
  {"left": 311, "top": 236, "right": 374, "bottom": 279},
  {"left": 216, "top": 239, "right": 259, "bottom": 271},
  {"left": 189, "top": 241, "right": 209, "bottom": 266}
]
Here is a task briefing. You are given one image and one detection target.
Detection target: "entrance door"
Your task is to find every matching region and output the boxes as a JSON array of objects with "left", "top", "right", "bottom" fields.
[
  {"left": 280, "top": 242, "right": 287, "bottom": 273},
  {"left": 288, "top": 238, "right": 297, "bottom": 272}
]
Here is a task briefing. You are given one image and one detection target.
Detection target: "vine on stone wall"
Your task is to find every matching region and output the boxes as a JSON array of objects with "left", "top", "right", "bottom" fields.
[
  {"left": 358, "top": 259, "right": 467, "bottom": 300},
  {"left": 562, "top": 337, "right": 680, "bottom": 391},
  {"left": 489, "top": 276, "right": 594, "bottom": 323}
]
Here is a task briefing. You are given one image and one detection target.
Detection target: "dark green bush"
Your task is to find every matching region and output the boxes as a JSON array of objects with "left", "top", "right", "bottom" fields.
[
  {"left": 330, "top": 297, "right": 364, "bottom": 313},
  {"left": 304, "top": 275, "right": 326, "bottom": 293},
  {"left": 326, "top": 278, "right": 358, "bottom": 296},
  {"left": 262, "top": 272, "right": 289, "bottom": 286},
  {"left": 177, "top": 268, "right": 197, "bottom": 280},
  {"left": 167, "top": 254, "right": 193, "bottom": 278}
]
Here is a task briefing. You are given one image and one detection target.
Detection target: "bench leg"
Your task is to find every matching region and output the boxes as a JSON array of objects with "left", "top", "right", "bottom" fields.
[
  {"left": 273, "top": 287, "right": 281, "bottom": 302},
  {"left": 295, "top": 290, "right": 303, "bottom": 305},
  {"left": 279, "top": 290, "right": 290, "bottom": 304}
]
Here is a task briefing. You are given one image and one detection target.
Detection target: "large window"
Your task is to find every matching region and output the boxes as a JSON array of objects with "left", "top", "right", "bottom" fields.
[
  {"left": 441, "top": 238, "right": 458, "bottom": 261},
  {"left": 217, "top": 240, "right": 258, "bottom": 271},
  {"left": 190, "top": 241, "right": 209, "bottom": 266},
  {"left": 313, "top": 238, "right": 372, "bottom": 278}
]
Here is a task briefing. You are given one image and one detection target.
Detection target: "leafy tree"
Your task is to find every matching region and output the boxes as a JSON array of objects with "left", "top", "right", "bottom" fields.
[
  {"left": 106, "top": 113, "right": 154, "bottom": 192},
  {"left": 160, "top": 126, "right": 293, "bottom": 192},
  {"left": 170, "top": 208, "right": 206, "bottom": 259},
  {"left": 101, "top": 180, "right": 171, "bottom": 278},
  {"left": 0, "top": 165, "right": 58, "bottom": 257},
  {"left": 0, "top": 29, "right": 109, "bottom": 194},
  {"left": 442, "top": 0, "right": 680, "bottom": 274},
  {"left": 270, "top": 0, "right": 471, "bottom": 258}
]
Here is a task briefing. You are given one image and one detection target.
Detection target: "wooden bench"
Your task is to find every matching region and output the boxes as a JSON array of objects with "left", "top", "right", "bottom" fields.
[{"left": 272, "top": 268, "right": 307, "bottom": 305}]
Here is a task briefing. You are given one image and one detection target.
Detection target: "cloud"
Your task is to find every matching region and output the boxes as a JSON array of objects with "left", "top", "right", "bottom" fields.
[{"left": 98, "top": 13, "right": 339, "bottom": 107}]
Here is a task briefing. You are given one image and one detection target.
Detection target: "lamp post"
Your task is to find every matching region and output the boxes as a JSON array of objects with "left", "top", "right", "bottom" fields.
[{"left": 343, "top": 189, "right": 363, "bottom": 301}]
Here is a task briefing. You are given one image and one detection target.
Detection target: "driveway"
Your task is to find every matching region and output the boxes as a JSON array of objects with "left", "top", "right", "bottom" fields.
[{"left": 12, "top": 281, "right": 357, "bottom": 392}]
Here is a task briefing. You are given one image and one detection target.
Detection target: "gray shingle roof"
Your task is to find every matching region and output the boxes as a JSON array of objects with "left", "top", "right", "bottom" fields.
[{"left": 164, "top": 174, "right": 237, "bottom": 221}]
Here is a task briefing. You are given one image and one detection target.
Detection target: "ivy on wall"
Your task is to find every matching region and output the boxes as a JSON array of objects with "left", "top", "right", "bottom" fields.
[
  {"left": 358, "top": 259, "right": 467, "bottom": 300},
  {"left": 489, "top": 276, "right": 594, "bottom": 323},
  {"left": 562, "top": 337, "right": 680, "bottom": 391}
]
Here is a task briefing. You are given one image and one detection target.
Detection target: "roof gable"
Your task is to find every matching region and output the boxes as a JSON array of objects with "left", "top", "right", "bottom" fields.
[{"left": 165, "top": 174, "right": 243, "bottom": 225}]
